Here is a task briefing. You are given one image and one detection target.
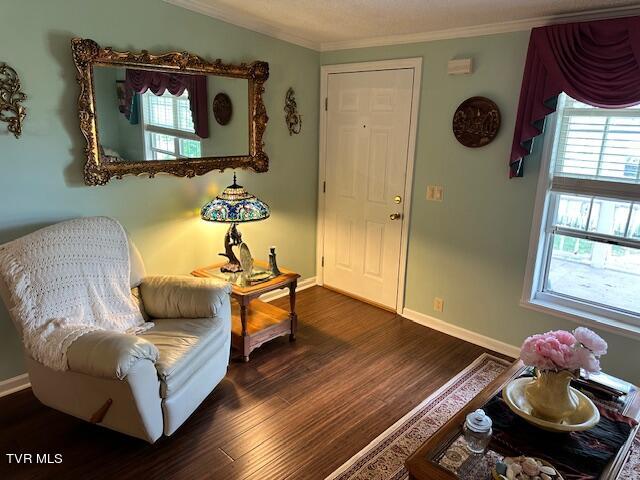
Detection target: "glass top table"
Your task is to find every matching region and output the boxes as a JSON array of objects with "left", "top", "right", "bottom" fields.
[
  {"left": 405, "top": 361, "right": 640, "bottom": 480},
  {"left": 193, "top": 264, "right": 275, "bottom": 287}
]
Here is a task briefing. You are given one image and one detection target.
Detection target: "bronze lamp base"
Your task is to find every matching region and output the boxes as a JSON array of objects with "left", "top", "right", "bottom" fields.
[{"left": 219, "top": 223, "right": 243, "bottom": 273}]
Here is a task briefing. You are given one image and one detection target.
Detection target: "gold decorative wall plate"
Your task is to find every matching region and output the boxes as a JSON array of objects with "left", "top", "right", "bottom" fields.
[
  {"left": 452, "top": 96, "right": 500, "bottom": 148},
  {"left": 71, "top": 38, "right": 269, "bottom": 186},
  {"left": 213, "top": 92, "right": 233, "bottom": 125}
]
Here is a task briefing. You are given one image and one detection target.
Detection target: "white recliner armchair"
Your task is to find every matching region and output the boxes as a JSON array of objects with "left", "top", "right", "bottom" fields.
[{"left": 0, "top": 220, "right": 232, "bottom": 443}]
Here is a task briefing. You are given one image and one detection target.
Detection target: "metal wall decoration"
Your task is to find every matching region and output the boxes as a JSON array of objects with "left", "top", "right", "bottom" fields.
[
  {"left": 0, "top": 63, "right": 27, "bottom": 139},
  {"left": 213, "top": 92, "right": 232, "bottom": 125},
  {"left": 284, "top": 87, "right": 301, "bottom": 135},
  {"left": 71, "top": 38, "right": 270, "bottom": 186},
  {"left": 452, "top": 96, "right": 501, "bottom": 148}
]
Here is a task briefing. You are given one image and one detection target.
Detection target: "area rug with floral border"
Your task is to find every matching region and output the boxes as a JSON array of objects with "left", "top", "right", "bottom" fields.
[{"left": 325, "top": 353, "right": 640, "bottom": 480}]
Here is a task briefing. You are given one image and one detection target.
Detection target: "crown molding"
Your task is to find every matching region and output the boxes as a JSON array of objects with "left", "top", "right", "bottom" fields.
[
  {"left": 163, "top": 0, "right": 321, "bottom": 51},
  {"left": 164, "top": 1, "right": 640, "bottom": 53},
  {"left": 319, "top": 5, "right": 640, "bottom": 51}
]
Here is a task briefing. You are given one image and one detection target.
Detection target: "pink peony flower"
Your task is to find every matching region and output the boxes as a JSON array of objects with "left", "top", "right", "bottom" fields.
[
  {"left": 520, "top": 331, "right": 576, "bottom": 370},
  {"left": 553, "top": 330, "right": 577, "bottom": 346},
  {"left": 573, "top": 327, "right": 608, "bottom": 356},
  {"left": 521, "top": 335, "right": 557, "bottom": 370},
  {"left": 572, "top": 346, "right": 601, "bottom": 373},
  {"left": 521, "top": 328, "right": 607, "bottom": 373}
]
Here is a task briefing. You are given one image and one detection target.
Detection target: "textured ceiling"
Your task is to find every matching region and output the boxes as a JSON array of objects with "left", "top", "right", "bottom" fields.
[{"left": 171, "top": 0, "right": 640, "bottom": 49}]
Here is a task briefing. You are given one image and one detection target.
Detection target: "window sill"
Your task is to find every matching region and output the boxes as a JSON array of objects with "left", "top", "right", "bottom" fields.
[{"left": 520, "top": 297, "right": 640, "bottom": 341}]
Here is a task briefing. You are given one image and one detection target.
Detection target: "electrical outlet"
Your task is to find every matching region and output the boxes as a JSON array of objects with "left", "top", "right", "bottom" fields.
[{"left": 433, "top": 297, "right": 444, "bottom": 313}]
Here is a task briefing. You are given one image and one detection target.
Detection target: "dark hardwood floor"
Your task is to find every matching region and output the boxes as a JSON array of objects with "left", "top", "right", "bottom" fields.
[{"left": 0, "top": 287, "right": 509, "bottom": 480}]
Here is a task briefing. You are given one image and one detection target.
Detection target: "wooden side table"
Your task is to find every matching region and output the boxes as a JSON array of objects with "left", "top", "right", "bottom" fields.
[{"left": 192, "top": 261, "right": 300, "bottom": 362}]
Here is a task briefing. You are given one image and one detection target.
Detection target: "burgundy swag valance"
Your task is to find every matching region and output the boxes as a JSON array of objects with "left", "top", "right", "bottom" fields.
[
  {"left": 124, "top": 69, "right": 210, "bottom": 139},
  {"left": 510, "top": 16, "right": 640, "bottom": 178}
]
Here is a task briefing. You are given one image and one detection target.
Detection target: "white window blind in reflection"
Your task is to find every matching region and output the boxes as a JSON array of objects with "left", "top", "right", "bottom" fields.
[
  {"left": 143, "top": 91, "right": 195, "bottom": 133},
  {"left": 141, "top": 90, "right": 200, "bottom": 161}
]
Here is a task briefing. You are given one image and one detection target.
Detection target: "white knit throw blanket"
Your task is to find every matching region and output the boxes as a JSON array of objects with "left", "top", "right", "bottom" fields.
[{"left": 0, "top": 217, "right": 147, "bottom": 371}]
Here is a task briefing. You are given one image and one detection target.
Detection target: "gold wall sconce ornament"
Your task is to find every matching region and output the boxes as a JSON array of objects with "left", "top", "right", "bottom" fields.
[
  {"left": 0, "top": 62, "right": 27, "bottom": 139},
  {"left": 284, "top": 87, "right": 301, "bottom": 135}
]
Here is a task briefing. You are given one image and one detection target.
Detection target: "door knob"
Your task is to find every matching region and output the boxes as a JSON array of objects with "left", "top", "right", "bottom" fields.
[
  {"left": 394, "top": 195, "right": 402, "bottom": 204},
  {"left": 389, "top": 213, "right": 402, "bottom": 220}
]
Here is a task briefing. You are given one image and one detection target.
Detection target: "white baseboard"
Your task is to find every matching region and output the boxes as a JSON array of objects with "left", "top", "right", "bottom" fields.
[
  {"left": 260, "top": 276, "right": 317, "bottom": 303},
  {"left": 0, "top": 373, "right": 30, "bottom": 398},
  {"left": 402, "top": 308, "right": 521, "bottom": 359}
]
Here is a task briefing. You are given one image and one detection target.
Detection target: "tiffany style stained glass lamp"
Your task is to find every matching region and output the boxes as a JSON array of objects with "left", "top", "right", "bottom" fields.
[{"left": 201, "top": 173, "right": 270, "bottom": 273}]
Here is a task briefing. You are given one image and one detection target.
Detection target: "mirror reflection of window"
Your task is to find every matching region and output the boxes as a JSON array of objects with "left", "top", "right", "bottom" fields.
[
  {"left": 92, "top": 65, "right": 250, "bottom": 163},
  {"left": 141, "top": 90, "right": 202, "bottom": 160}
]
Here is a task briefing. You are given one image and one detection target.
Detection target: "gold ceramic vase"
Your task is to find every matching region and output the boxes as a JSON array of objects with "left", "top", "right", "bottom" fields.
[{"left": 524, "top": 370, "right": 579, "bottom": 423}]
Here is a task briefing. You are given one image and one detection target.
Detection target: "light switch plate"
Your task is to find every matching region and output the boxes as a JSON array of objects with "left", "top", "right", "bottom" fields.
[
  {"left": 427, "top": 185, "right": 443, "bottom": 202},
  {"left": 426, "top": 186, "right": 434, "bottom": 200}
]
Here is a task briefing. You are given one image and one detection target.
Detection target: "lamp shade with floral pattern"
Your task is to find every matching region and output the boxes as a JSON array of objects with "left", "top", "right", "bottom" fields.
[{"left": 201, "top": 174, "right": 270, "bottom": 223}]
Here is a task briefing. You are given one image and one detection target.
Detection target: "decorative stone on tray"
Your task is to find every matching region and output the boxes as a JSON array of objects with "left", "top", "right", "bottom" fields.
[{"left": 493, "top": 456, "right": 563, "bottom": 480}]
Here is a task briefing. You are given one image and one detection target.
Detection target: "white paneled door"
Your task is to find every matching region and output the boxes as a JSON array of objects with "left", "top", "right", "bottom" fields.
[{"left": 323, "top": 68, "right": 415, "bottom": 309}]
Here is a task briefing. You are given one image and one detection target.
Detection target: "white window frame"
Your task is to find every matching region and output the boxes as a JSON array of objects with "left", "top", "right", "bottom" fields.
[
  {"left": 521, "top": 96, "right": 640, "bottom": 340},
  {"left": 140, "top": 90, "right": 201, "bottom": 160}
]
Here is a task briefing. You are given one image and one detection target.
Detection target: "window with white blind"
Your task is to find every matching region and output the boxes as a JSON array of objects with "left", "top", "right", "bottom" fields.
[
  {"left": 141, "top": 90, "right": 201, "bottom": 160},
  {"left": 523, "top": 93, "right": 640, "bottom": 335}
]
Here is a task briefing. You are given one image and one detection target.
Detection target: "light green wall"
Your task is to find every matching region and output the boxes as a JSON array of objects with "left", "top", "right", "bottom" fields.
[
  {"left": 111, "top": 68, "right": 145, "bottom": 161},
  {"left": 1, "top": 1, "right": 636, "bottom": 385},
  {"left": 321, "top": 34, "right": 639, "bottom": 384},
  {"left": 0, "top": 0, "right": 319, "bottom": 380},
  {"left": 92, "top": 67, "right": 121, "bottom": 153},
  {"left": 202, "top": 77, "right": 249, "bottom": 157},
  {"left": 93, "top": 67, "right": 143, "bottom": 161}
]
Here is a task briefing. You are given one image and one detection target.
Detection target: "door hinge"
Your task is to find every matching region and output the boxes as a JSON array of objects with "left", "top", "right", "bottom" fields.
[
  {"left": 322, "top": 181, "right": 326, "bottom": 193},
  {"left": 324, "top": 97, "right": 328, "bottom": 111},
  {"left": 321, "top": 256, "right": 324, "bottom": 267}
]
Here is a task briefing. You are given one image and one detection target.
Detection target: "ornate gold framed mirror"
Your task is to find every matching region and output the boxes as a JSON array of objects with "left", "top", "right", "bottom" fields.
[{"left": 71, "top": 38, "right": 269, "bottom": 186}]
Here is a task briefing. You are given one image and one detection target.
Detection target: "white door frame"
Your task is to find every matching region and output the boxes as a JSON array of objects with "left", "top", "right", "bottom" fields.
[{"left": 316, "top": 58, "right": 423, "bottom": 314}]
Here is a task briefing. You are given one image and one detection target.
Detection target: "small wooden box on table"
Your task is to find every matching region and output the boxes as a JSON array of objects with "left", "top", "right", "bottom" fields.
[{"left": 192, "top": 261, "right": 300, "bottom": 362}]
